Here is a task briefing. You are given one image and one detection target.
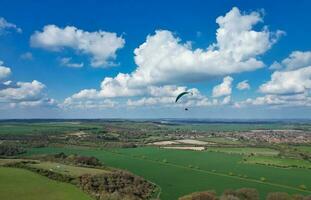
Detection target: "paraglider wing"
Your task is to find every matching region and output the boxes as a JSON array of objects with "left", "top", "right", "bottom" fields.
[{"left": 175, "top": 91, "right": 192, "bottom": 103}]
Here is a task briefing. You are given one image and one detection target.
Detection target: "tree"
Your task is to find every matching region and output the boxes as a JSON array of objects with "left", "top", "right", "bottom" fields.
[{"left": 179, "top": 191, "right": 217, "bottom": 200}]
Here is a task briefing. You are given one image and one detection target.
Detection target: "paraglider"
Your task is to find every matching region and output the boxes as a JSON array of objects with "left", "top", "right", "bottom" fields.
[
  {"left": 175, "top": 91, "right": 192, "bottom": 111},
  {"left": 175, "top": 91, "right": 192, "bottom": 103}
]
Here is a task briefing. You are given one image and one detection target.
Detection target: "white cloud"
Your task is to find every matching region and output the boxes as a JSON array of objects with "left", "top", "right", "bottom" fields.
[
  {"left": 236, "top": 93, "right": 311, "bottom": 108},
  {"left": 0, "top": 17, "right": 22, "bottom": 34},
  {"left": 11, "top": 98, "right": 58, "bottom": 108},
  {"left": 0, "top": 80, "right": 45, "bottom": 102},
  {"left": 269, "top": 61, "right": 282, "bottom": 70},
  {"left": 62, "top": 97, "right": 116, "bottom": 109},
  {"left": 68, "top": 7, "right": 282, "bottom": 101},
  {"left": 236, "top": 80, "right": 250, "bottom": 90},
  {"left": 0, "top": 61, "right": 11, "bottom": 80},
  {"left": 212, "top": 76, "right": 233, "bottom": 97},
  {"left": 222, "top": 95, "right": 231, "bottom": 105},
  {"left": 30, "top": 25, "right": 125, "bottom": 67},
  {"left": 60, "top": 57, "right": 84, "bottom": 68},
  {"left": 259, "top": 66, "right": 311, "bottom": 95},
  {"left": 0, "top": 64, "right": 57, "bottom": 108},
  {"left": 269, "top": 51, "right": 311, "bottom": 71}
]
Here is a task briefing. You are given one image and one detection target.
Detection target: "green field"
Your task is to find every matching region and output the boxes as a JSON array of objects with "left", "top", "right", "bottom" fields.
[
  {"left": 0, "top": 122, "right": 101, "bottom": 135},
  {"left": 28, "top": 161, "right": 109, "bottom": 176},
  {"left": 25, "top": 147, "right": 311, "bottom": 200},
  {"left": 206, "top": 147, "right": 280, "bottom": 156},
  {"left": 0, "top": 167, "right": 92, "bottom": 200},
  {"left": 167, "top": 123, "right": 311, "bottom": 132},
  {"left": 244, "top": 156, "right": 311, "bottom": 169},
  {"left": 295, "top": 146, "right": 311, "bottom": 153}
]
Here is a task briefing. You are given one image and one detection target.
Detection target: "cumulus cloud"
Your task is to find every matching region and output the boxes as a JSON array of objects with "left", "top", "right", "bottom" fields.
[
  {"left": 60, "top": 57, "right": 84, "bottom": 68},
  {"left": 0, "top": 17, "right": 22, "bottom": 34},
  {"left": 259, "top": 66, "right": 311, "bottom": 95},
  {"left": 269, "top": 51, "right": 311, "bottom": 71},
  {"left": 212, "top": 76, "right": 233, "bottom": 97},
  {"left": 0, "top": 61, "right": 11, "bottom": 80},
  {"left": 236, "top": 80, "right": 250, "bottom": 90},
  {"left": 235, "top": 93, "right": 311, "bottom": 108},
  {"left": 63, "top": 84, "right": 201, "bottom": 109},
  {"left": 62, "top": 98, "right": 116, "bottom": 109},
  {"left": 0, "top": 63, "right": 57, "bottom": 108},
  {"left": 0, "top": 80, "right": 45, "bottom": 102},
  {"left": 30, "top": 25, "right": 125, "bottom": 67},
  {"left": 65, "top": 7, "right": 282, "bottom": 106}
]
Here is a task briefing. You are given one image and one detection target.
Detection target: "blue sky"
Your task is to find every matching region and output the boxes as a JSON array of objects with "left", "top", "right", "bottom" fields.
[{"left": 1, "top": 0, "right": 311, "bottom": 119}]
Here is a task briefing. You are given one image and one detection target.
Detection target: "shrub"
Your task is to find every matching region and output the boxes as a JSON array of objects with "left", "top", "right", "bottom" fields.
[
  {"left": 179, "top": 191, "right": 217, "bottom": 200},
  {"left": 299, "top": 184, "right": 307, "bottom": 190},
  {"left": 0, "top": 144, "right": 26, "bottom": 156},
  {"left": 236, "top": 188, "right": 259, "bottom": 200},
  {"left": 266, "top": 192, "right": 291, "bottom": 200},
  {"left": 260, "top": 177, "right": 267, "bottom": 182}
]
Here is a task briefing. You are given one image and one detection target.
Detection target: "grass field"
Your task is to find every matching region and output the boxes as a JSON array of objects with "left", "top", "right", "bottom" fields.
[
  {"left": 28, "top": 161, "right": 109, "bottom": 176},
  {"left": 0, "top": 167, "right": 92, "bottom": 200},
  {"left": 244, "top": 156, "right": 311, "bottom": 169},
  {"left": 206, "top": 147, "right": 280, "bottom": 156},
  {"left": 295, "top": 146, "right": 311, "bottom": 153},
  {"left": 167, "top": 123, "right": 310, "bottom": 132},
  {"left": 0, "top": 122, "right": 101, "bottom": 135},
  {"left": 25, "top": 147, "right": 311, "bottom": 200}
]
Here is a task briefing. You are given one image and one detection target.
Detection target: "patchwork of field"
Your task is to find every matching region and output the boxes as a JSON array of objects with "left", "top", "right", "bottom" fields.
[
  {"left": 0, "top": 167, "right": 92, "bottom": 200},
  {"left": 25, "top": 146, "right": 311, "bottom": 200}
]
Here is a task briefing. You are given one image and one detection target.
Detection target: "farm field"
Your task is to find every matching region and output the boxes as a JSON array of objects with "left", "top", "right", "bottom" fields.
[
  {"left": 167, "top": 123, "right": 309, "bottom": 132},
  {"left": 25, "top": 146, "right": 311, "bottom": 200},
  {"left": 244, "top": 155, "right": 311, "bottom": 169},
  {"left": 295, "top": 146, "right": 311, "bottom": 153},
  {"left": 0, "top": 167, "right": 93, "bottom": 200},
  {"left": 28, "top": 161, "right": 109, "bottom": 176},
  {"left": 0, "top": 122, "right": 100, "bottom": 135},
  {"left": 206, "top": 147, "right": 280, "bottom": 156}
]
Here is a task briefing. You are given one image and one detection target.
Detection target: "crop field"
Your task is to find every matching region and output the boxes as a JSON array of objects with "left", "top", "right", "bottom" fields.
[
  {"left": 244, "top": 156, "right": 311, "bottom": 169},
  {"left": 295, "top": 146, "right": 311, "bottom": 153},
  {"left": 166, "top": 123, "right": 311, "bottom": 132},
  {"left": 0, "top": 167, "right": 92, "bottom": 200},
  {"left": 0, "top": 122, "right": 101, "bottom": 135},
  {"left": 28, "top": 161, "right": 109, "bottom": 176},
  {"left": 206, "top": 147, "right": 280, "bottom": 156},
  {"left": 25, "top": 146, "right": 311, "bottom": 200}
]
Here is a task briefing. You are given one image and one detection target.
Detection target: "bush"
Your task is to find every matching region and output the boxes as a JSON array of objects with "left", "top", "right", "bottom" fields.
[
  {"left": 299, "top": 184, "right": 307, "bottom": 190},
  {"left": 0, "top": 144, "right": 26, "bottom": 156},
  {"left": 236, "top": 188, "right": 259, "bottom": 200},
  {"left": 79, "top": 171, "right": 155, "bottom": 200},
  {"left": 266, "top": 192, "right": 291, "bottom": 200},
  {"left": 260, "top": 177, "right": 267, "bottom": 182},
  {"left": 179, "top": 191, "right": 217, "bottom": 200}
]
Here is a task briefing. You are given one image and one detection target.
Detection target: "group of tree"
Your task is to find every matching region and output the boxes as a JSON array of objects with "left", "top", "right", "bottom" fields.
[
  {"left": 179, "top": 188, "right": 311, "bottom": 200},
  {"left": 0, "top": 144, "right": 26, "bottom": 156},
  {"left": 42, "top": 152, "right": 102, "bottom": 167},
  {"left": 79, "top": 171, "right": 155, "bottom": 200}
]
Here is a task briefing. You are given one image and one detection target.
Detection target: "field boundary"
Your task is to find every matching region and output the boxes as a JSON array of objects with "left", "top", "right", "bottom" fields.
[{"left": 104, "top": 149, "right": 311, "bottom": 195}]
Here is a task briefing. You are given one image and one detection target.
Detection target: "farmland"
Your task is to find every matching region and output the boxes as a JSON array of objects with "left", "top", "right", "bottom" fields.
[
  {"left": 0, "top": 167, "right": 93, "bottom": 200},
  {"left": 25, "top": 146, "right": 311, "bottom": 200},
  {"left": 0, "top": 120, "right": 311, "bottom": 200}
]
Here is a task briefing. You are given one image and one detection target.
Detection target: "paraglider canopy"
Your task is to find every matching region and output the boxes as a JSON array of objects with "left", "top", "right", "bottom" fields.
[{"left": 175, "top": 91, "right": 192, "bottom": 103}]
